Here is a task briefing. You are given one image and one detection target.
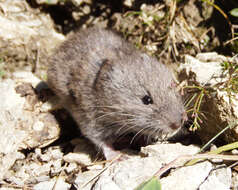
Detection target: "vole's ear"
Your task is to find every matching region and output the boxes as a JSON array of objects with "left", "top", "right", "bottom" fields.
[{"left": 94, "top": 59, "right": 114, "bottom": 89}]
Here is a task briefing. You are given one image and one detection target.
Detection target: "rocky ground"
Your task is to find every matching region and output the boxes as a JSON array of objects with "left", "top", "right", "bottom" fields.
[{"left": 1, "top": 0, "right": 238, "bottom": 190}]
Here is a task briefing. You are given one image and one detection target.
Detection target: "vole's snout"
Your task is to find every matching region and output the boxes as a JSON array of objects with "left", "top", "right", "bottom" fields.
[
  {"left": 169, "top": 122, "right": 181, "bottom": 130},
  {"left": 169, "top": 112, "right": 187, "bottom": 130}
]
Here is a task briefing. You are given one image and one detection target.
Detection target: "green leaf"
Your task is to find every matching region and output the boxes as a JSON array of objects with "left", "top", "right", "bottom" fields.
[
  {"left": 135, "top": 177, "right": 161, "bottom": 190},
  {"left": 230, "top": 8, "right": 238, "bottom": 17},
  {"left": 221, "top": 61, "right": 230, "bottom": 70}
]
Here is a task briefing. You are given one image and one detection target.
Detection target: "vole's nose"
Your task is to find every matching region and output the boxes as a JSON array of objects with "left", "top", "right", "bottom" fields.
[
  {"left": 169, "top": 111, "right": 187, "bottom": 130},
  {"left": 169, "top": 123, "right": 180, "bottom": 130}
]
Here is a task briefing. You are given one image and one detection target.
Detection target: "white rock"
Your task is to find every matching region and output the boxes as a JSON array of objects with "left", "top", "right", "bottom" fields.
[
  {"left": 196, "top": 52, "right": 229, "bottom": 62},
  {"left": 39, "top": 154, "right": 51, "bottom": 162},
  {"left": 199, "top": 166, "right": 231, "bottom": 190},
  {"left": 52, "top": 151, "right": 64, "bottom": 160},
  {"left": 141, "top": 143, "right": 200, "bottom": 163},
  {"left": 231, "top": 173, "right": 238, "bottom": 189},
  {"left": 34, "top": 175, "right": 50, "bottom": 183},
  {"left": 161, "top": 162, "right": 213, "bottom": 190},
  {"left": 64, "top": 152, "right": 93, "bottom": 166},
  {"left": 34, "top": 180, "right": 55, "bottom": 190},
  {"left": 123, "top": 0, "right": 134, "bottom": 7},
  {"left": 0, "top": 79, "right": 27, "bottom": 180},
  {"left": 63, "top": 138, "right": 97, "bottom": 166},
  {"left": 29, "top": 162, "right": 51, "bottom": 176},
  {"left": 13, "top": 71, "right": 42, "bottom": 88},
  {"left": 75, "top": 157, "right": 163, "bottom": 190},
  {"left": 50, "top": 159, "right": 63, "bottom": 175},
  {"left": 33, "top": 178, "right": 71, "bottom": 190},
  {"left": 33, "top": 121, "right": 45, "bottom": 131},
  {"left": 92, "top": 175, "right": 121, "bottom": 190},
  {"left": 74, "top": 170, "right": 100, "bottom": 190},
  {"left": 7, "top": 176, "right": 25, "bottom": 186},
  {"left": 74, "top": 143, "right": 230, "bottom": 190},
  {"left": 0, "top": 77, "right": 60, "bottom": 152},
  {"left": 65, "top": 163, "right": 78, "bottom": 173},
  {"left": 87, "top": 164, "right": 104, "bottom": 170},
  {"left": 180, "top": 54, "right": 224, "bottom": 86}
]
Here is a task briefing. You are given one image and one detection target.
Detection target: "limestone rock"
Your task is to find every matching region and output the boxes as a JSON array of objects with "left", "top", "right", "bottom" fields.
[{"left": 0, "top": 72, "right": 60, "bottom": 181}]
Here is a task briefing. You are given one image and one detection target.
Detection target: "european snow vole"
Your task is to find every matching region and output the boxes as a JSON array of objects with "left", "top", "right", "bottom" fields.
[{"left": 47, "top": 27, "right": 186, "bottom": 160}]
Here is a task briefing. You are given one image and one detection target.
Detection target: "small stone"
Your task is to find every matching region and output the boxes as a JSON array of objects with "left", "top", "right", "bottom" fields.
[
  {"left": 35, "top": 148, "right": 42, "bottom": 155},
  {"left": 232, "top": 149, "right": 238, "bottom": 155},
  {"left": 65, "top": 162, "right": 78, "bottom": 174},
  {"left": 13, "top": 72, "right": 42, "bottom": 88},
  {"left": 6, "top": 176, "right": 24, "bottom": 186},
  {"left": 34, "top": 180, "right": 55, "bottom": 190},
  {"left": 87, "top": 164, "right": 104, "bottom": 170},
  {"left": 63, "top": 152, "right": 92, "bottom": 166},
  {"left": 29, "top": 162, "right": 51, "bottom": 177},
  {"left": 33, "top": 121, "right": 45, "bottom": 131},
  {"left": 196, "top": 52, "right": 228, "bottom": 62},
  {"left": 40, "top": 154, "right": 51, "bottom": 162},
  {"left": 53, "top": 177, "right": 71, "bottom": 190},
  {"left": 123, "top": 0, "right": 134, "bottom": 7},
  {"left": 50, "top": 159, "right": 63, "bottom": 176},
  {"left": 82, "top": 5, "right": 90, "bottom": 14},
  {"left": 50, "top": 148, "right": 64, "bottom": 160},
  {"left": 15, "top": 83, "right": 35, "bottom": 97},
  {"left": 34, "top": 177, "right": 71, "bottom": 190},
  {"left": 35, "top": 175, "right": 50, "bottom": 183}
]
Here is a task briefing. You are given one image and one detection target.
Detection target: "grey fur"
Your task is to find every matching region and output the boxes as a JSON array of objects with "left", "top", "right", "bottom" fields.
[{"left": 47, "top": 27, "right": 185, "bottom": 159}]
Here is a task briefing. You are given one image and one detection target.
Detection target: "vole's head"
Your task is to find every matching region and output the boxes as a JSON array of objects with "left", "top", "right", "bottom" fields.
[{"left": 95, "top": 52, "right": 186, "bottom": 141}]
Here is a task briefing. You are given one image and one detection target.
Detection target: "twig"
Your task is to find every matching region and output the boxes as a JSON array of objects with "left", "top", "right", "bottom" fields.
[{"left": 224, "top": 36, "right": 238, "bottom": 45}]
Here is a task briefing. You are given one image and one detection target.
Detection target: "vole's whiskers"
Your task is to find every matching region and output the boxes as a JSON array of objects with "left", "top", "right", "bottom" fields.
[
  {"left": 130, "top": 125, "right": 154, "bottom": 145},
  {"left": 95, "top": 110, "right": 136, "bottom": 121},
  {"left": 114, "top": 119, "right": 138, "bottom": 134},
  {"left": 116, "top": 123, "right": 139, "bottom": 137},
  {"left": 97, "top": 114, "right": 138, "bottom": 126},
  {"left": 114, "top": 124, "right": 139, "bottom": 143}
]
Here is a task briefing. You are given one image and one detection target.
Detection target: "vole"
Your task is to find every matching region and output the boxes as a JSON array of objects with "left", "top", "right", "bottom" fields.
[{"left": 47, "top": 27, "right": 186, "bottom": 160}]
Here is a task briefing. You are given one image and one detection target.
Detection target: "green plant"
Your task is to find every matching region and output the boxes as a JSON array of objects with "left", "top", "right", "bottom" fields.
[
  {"left": 221, "top": 60, "right": 238, "bottom": 94},
  {"left": 186, "top": 121, "right": 238, "bottom": 166},
  {"left": 124, "top": 10, "right": 164, "bottom": 28},
  {"left": 185, "top": 85, "right": 206, "bottom": 131},
  {"left": 201, "top": 0, "right": 231, "bottom": 26},
  {"left": 185, "top": 58, "right": 238, "bottom": 131},
  {"left": 230, "top": 8, "right": 238, "bottom": 17},
  {"left": 135, "top": 177, "right": 161, "bottom": 190},
  {"left": 46, "top": 0, "right": 66, "bottom": 4},
  {"left": 0, "top": 58, "right": 5, "bottom": 79}
]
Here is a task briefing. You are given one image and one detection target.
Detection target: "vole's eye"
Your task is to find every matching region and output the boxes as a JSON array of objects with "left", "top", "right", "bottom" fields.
[{"left": 142, "top": 95, "right": 153, "bottom": 105}]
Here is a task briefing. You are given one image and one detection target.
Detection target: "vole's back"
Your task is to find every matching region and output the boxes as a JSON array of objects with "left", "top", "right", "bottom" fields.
[{"left": 48, "top": 27, "right": 133, "bottom": 102}]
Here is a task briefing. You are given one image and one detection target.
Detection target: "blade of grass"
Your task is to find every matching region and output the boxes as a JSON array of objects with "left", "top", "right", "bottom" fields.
[{"left": 186, "top": 120, "right": 238, "bottom": 165}]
